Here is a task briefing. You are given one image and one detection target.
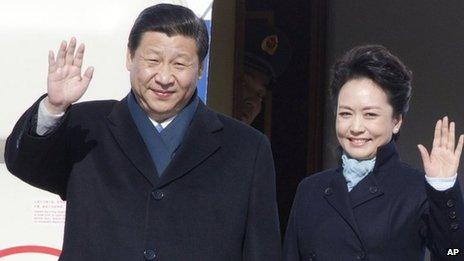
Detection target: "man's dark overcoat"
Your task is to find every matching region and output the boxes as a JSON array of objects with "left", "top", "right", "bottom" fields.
[{"left": 5, "top": 95, "right": 280, "bottom": 261}]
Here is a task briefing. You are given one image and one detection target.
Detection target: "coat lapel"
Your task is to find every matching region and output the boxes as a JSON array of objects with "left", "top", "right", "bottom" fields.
[
  {"left": 348, "top": 172, "right": 384, "bottom": 208},
  {"left": 157, "top": 103, "right": 223, "bottom": 188},
  {"left": 324, "top": 169, "right": 365, "bottom": 246},
  {"left": 348, "top": 140, "right": 398, "bottom": 208},
  {"left": 106, "top": 98, "right": 159, "bottom": 186}
]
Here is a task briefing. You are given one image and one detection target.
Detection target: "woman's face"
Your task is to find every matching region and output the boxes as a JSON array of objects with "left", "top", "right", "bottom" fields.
[{"left": 336, "top": 78, "right": 402, "bottom": 160}]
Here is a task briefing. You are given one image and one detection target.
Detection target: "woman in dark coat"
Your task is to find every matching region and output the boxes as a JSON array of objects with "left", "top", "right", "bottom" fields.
[{"left": 283, "top": 45, "right": 464, "bottom": 260}]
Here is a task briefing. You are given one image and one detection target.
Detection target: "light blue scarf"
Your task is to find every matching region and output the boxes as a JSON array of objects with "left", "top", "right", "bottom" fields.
[{"left": 342, "top": 154, "right": 376, "bottom": 192}]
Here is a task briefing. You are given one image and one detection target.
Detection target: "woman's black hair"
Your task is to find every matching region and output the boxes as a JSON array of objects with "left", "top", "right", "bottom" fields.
[{"left": 329, "top": 45, "right": 412, "bottom": 139}]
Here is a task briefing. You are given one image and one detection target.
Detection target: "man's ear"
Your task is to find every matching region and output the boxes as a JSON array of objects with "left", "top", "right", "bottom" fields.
[
  {"left": 126, "top": 49, "right": 133, "bottom": 71},
  {"left": 198, "top": 62, "right": 204, "bottom": 79}
]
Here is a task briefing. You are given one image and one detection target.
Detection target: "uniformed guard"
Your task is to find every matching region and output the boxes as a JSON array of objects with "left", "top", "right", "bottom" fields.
[{"left": 237, "top": 23, "right": 292, "bottom": 124}]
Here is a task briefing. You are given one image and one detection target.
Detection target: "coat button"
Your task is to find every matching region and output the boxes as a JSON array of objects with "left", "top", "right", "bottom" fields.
[
  {"left": 369, "top": 186, "right": 378, "bottom": 194},
  {"left": 152, "top": 190, "right": 164, "bottom": 200},
  {"left": 450, "top": 222, "right": 459, "bottom": 230},
  {"left": 324, "top": 187, "right": 333, "bottom": 196},
  {"left": 143, "top": 249, "right": 156, "bottom": 260},
  {"left": 356, "top": 251, "right": 366, "bottom": 260},
  {"left": 450, "top": 211, "right": 457, "bottom": 220},
  {"left": 447, "top": 199, "right": 455, "bottom": 208}
]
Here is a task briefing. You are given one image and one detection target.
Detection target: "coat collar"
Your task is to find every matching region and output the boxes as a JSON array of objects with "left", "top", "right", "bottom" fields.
[
  {"left": 335, "top": 140, "right": 400, "bottom": 179},
  {"left": 346, "top": 141, "right": 399, "bottom": 207},
  {"left": 372, "top": 140, "right": 400, "bottom": 173},
  {"left": 157, "top": 102, "right": 223, "bottom": 188},
  {"left": 106, "top": 97, "right": 223, "bottom": 188},
  {"left": 324, "top": 140, "right": 399, "bottom": 245},
  {"left": 106, "top": 96, "right": 159, "bottom": 185}
]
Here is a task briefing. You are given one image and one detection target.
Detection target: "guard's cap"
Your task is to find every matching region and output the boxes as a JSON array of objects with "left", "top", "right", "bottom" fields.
[{"left": 244, "top": 23, "right": 292, "bottom": 79}]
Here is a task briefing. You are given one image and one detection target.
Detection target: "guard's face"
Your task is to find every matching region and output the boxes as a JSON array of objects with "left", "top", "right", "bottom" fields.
[
  {"left": 126, "top": 32, "right": 201, "bottom": 122},
  {"left": 336, "top": 78, "right": 402, "bottom": 160},
  {"left": 237, "top": 68, "right": 269, "bottom": 124}
]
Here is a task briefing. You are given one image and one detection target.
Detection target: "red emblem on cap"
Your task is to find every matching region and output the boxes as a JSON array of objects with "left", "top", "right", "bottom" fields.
[{"left": 261, "top": 35, "right": 279, "bottom": 55}]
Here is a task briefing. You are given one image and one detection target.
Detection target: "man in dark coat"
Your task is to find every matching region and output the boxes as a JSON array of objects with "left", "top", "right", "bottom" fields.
[{"left": 4, "top": 4, "right": 280, "bottom": 261}]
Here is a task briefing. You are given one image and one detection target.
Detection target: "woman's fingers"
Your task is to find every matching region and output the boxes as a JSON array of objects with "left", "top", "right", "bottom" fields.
[
  {"left": 441, "top": 116, "right": 449, "bottom": 148},
  {"left": 433, "top": 119, "right": 442, "bottom": 150},
  {"left": 417, "top": 144, "right": 430, "bottom": 167},
  {"left": 448, "top": 121, "right": 456, "bottom": 151},
  {"left": 455, "top": 135, "right": 464, "bottom": 160}
]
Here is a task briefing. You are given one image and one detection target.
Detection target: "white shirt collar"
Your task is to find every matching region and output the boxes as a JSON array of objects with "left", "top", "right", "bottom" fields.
[{"left": 148, "top": 115, "right": 176, "bottom": 132}]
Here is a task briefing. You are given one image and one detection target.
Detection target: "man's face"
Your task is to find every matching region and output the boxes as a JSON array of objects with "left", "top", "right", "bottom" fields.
[
  {"left": 238, "top": 68, "right": 270, "bottom": 124},
  {"left": 126, "top": 31, "right": 201, "bottom": 122}
]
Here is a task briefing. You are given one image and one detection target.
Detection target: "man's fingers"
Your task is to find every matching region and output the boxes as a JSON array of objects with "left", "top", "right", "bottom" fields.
[
  {"left": 65, "top": 37, "right": 77, "bottom": 66},
  {"left": 48, "top": 50, "right": 57, "bottom": 73},
  {"left": 455, "top": 135, "right": 464, "bottom": 160},
  {"left": 441, "top": 116, "right": 449, "bottom": 148},
  {"left": 73, "top": 44, "right": 85, "bottom": 68},
  {"left": 57, "top": 40, "right": 67, "bottom": 67},
  {"left": 449, "top": 121, "right": 456, "bottom": 151},
  {"left": 82, "top": 66, "right": 94, "bottom": 87},
  {"left": 433, "top": 119, "right": 442, "bottom": 149},
  {"left": 418, "top": 144, "right": 430, "bottom": 168}
]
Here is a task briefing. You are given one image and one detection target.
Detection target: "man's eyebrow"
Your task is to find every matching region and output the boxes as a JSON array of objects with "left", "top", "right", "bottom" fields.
[
  {"left": 142, "top": 49, "right": 194, "bottom": 62},
  {"left": 172, "top": 53, "right": 194, "bottom": 60},
  {"left": 144, "top": 48, "right": 162, "bottom": 55}
]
